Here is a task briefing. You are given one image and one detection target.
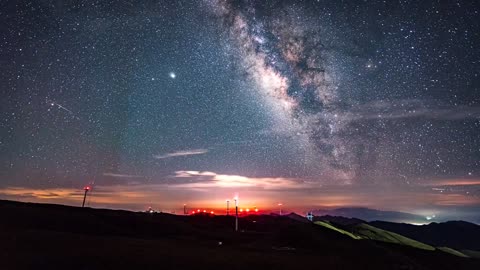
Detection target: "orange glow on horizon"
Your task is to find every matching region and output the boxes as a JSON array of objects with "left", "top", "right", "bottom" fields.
[
  {"left": 424, "top": 179, "right": 480, "bottom": 186},
  {"left": 1, "top": 181, "right": 479, "bottom": 215}
]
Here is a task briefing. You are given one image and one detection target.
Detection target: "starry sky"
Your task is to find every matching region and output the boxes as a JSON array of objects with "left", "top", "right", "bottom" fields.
[{"left": 1, "top": 0, "right": 479, "bottom": 222}]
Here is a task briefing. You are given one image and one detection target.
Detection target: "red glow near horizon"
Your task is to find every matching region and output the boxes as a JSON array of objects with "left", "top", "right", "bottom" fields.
[{"left": 3, "top": 184, "right": 478, "bottom": 218}]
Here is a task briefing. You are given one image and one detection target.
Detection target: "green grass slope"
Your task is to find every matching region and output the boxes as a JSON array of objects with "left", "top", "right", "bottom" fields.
[
  {"left": 437, "top": 247, "right": 468, "bottom": 258},
  {"left": 353, "top": 223, "right": 436, "bottom": 251},
  {"left": 314, "top": 220, "right": 435, "bottom": 251},
  {"left": 461, "top": 250, "right": 480, "bottom": 259},
  {"left": 314, "top": 219, "right": 478, "bottom": 258},
  {"left": 314, "top": 221, "right": 361, "bottom": 239}
]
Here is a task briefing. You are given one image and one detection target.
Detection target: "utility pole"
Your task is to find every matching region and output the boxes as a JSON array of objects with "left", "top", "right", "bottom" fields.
[
  {"left": 278, "top": 203, "right": 283, "bottom": 215},
  {"left": 234, "top": 198, "right": 238, "bottom": 232},
  {"left": 184, "top": 204, "right": 187, "bottom": 215},
  {"left": 82, "top": 186, "right": 90, "bottom": 207}
]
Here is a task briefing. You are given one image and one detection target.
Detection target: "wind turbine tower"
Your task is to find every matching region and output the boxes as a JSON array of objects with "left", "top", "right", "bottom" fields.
[{"left": 82, "top": 186, "right": 90, "bottom": 207}]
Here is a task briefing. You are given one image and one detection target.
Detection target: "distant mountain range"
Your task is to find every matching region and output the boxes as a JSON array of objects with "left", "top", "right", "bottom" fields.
[
  {"left": 311, "top": 207, "right": 430, "bottom": 224},
  {"left": 371, "top": 220, "right": 480, "bottom": 251}
]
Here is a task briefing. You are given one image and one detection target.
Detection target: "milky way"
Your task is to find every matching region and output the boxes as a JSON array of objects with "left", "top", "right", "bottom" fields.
[
  {"left": 205, "top": 0, "right": 380, "bottom": 183},
  {"left": 201, "top": 0, "right": 480, "bottom": 187}
]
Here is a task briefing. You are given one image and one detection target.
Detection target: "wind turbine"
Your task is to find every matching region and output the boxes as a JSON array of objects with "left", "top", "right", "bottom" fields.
[
  {"left": 234, "top": 197, "right": 238, "bottom": 232},
  {"left": 82, "top": 186, "right": 91, "bottom": 207}
]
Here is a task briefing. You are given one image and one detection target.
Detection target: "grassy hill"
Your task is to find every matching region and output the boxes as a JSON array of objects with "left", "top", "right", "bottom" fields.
[
  {"left": 437, "top": 247, "right": 469, "bottom": 258},
  {"left": 371, "top": 220, "right": 480, "bottom": 251},
  {"left": 1, "top": 200, "right": 479, "bottom": 270},
  {"left": 353, "top": 223, "right": 435, "bottom": 250},
  {"left": 313, "top": 217, "right": 475, "bottom": 258},
  {"left": 315, "top": 220, "right": 434, "bottom": 249},
  {"left": 314, "top": 221, "right": 362, "bottom": 239}
]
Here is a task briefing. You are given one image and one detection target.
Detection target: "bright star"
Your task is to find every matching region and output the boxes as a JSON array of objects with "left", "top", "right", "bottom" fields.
[{"left": 169, "top": 72, "right": 176, "bottom": 79}]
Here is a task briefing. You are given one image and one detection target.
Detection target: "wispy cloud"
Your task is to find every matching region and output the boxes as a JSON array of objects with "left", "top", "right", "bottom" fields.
[
  {"left": 153, "top": 149, "right": 209, "bottom": 159},
  {"left": 103, "top": 173, "right": 144, "bottom": 178},
  {"left": 419, "top": 178, "right": 480, "bottom": 187},
  {"left": 171, "top": 170, "right": 302, "bottom": 190},
  {"left": 0, "top": 187, "right": 83, "bottom": 200}
]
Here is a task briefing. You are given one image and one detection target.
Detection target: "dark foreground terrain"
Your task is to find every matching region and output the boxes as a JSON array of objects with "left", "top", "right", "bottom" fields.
[{"left": 1, "top": 200, "right": 479, "bottom": 270}]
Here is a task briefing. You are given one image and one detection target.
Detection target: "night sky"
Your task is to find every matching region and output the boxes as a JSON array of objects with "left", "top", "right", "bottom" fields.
[{"left": 1, "top": 0, "right": 479, "bottom": 222}]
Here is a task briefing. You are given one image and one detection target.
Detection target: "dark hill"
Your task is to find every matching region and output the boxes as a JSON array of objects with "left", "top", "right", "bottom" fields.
[
  {"left": 314, "top": 215, "right": 365, "bottom": 226},
  {"left": 312, "top": 207, "right": 427, "bottom": 223},
  {"left": 371, "top": 220, "right": 480, "bottom": 251},
  {"left": 1, "top": 200, "right": 479, "bottom": 270},
  {"left": 285, "top": 212, "right": 310, "bottom": 223}
]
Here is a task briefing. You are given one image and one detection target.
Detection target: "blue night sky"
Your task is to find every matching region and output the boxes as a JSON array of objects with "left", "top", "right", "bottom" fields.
[{"left": 1, "top": 0, "right": 479, "bottom": 223}]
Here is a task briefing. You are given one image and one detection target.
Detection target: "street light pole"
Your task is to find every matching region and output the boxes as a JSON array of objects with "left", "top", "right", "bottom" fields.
[
  {"left": 184, "top": 204, "right": 187, "bottom": 215},
  {"left": 234, "top": 198, "right": 238, "bottom": 232},
  {"left": 278, "top": 203, "right": 283, "bottom": 215},
  {"left": 82, "top": 186, "right": 90, "bottom": 207}
]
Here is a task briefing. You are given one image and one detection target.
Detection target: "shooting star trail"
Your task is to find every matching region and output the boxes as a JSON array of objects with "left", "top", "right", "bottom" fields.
[{"left": 46, "top": 98, "right": 79, "bottom": 119}]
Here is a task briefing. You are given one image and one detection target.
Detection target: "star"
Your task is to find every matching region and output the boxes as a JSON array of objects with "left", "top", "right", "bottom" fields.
[{"left": 169, "top": 72, "right": 176, "bottom": 79}]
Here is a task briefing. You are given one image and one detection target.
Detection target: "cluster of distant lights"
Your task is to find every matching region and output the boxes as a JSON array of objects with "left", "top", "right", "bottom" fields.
[
  {"left": 190, "top": 207, "right": 260, "bottom": 215},
  {"left": 142, "top": 197, "right": 281, "bottom": 215},
  {"left": 140, "top": 197, "right": 282, "bottom": 216}
]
